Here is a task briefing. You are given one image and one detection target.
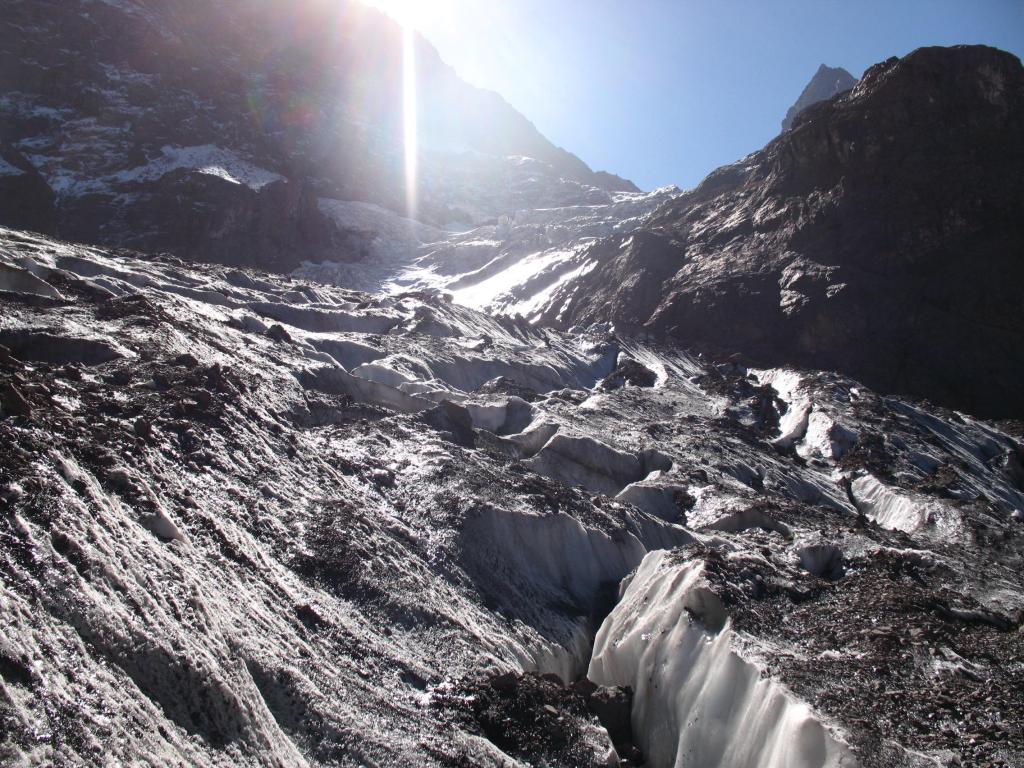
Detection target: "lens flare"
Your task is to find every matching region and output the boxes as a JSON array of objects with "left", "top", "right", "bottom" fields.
[{"left": 402, "top": 23, "right": 418, "bottom": 220}]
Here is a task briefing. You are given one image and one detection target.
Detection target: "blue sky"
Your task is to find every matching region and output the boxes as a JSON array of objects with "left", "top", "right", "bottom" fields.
[{"left": 369, "top": 0, "right": 1024, "bottom": 191}]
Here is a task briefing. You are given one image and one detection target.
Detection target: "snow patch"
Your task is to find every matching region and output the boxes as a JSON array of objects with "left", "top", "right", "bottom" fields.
[{"left": 113, "top": 145, "right": 285, "bottom": 190}]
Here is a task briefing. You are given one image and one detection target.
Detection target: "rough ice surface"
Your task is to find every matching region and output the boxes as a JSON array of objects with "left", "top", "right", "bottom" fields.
[
  {"left": 590, "top": 551, "right": 857, "bottom": 768},
  {"left": 850, "top": 474, "right": 963, "bottom": 537},
  {"left": 523, "top": 434, "right": 669, "bottom": 497},
  {"left": 614, "top": 475, "right": 689, "bottom": 522},
  {"left": 0, "top": 262, "right": 63, "bottom": 299},
  {"left": 0, "top": 227, "right": 698, "bottom": 766},
  {"left": 1, "top": 225, "right": 1023, "bottom": 767},
  {"left": 756, "top": 368, "right": 858, "bottom": 460}
]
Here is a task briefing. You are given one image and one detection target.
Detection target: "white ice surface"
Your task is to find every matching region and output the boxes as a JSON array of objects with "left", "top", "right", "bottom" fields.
[
  {"left": 299, "top": 183, "right": 679, "bottom": 323},
  {"left": 589, "top": 550, "right": 856, "bottom": 768},
  {"left": 756, "top": 369, "right": 857, "bottom": 460},
  {"left": 850, "top": 474, "right": 963, "bottom": 538}
]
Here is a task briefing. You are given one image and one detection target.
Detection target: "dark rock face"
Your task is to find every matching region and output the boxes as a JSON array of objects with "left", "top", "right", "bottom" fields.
[
  {"left": 0, "top": 0, "right": 634, "bottom": 270},
  {"left": 600, "top": 358, "right": 658, "bottom": 390},
  {"left": 542, "top": 46, "right": 1024, "bottom": 419},
  {"left": 781, "top": 63, "right": 857, "bottom": 132},
  {"left": 0, "top": 145, "right": 55, "bottom": 235},
  {"left": 61, "top": 172, "right": 343, "bottom": 273}
]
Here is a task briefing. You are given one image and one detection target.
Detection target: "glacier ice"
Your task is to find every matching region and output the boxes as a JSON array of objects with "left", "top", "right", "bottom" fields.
[{"left": 589, "top": 550, "right": 857, "bottom": 768}]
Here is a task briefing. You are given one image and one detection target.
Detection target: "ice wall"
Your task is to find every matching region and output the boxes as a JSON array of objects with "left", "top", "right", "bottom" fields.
[{"left": 588, "top": 550, "right": 857, "bottom": 768}]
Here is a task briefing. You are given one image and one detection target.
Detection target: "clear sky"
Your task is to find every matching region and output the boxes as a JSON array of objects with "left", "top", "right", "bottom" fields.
[{"left": 363, "top": 0, "right": 1024, "bottom": 191}]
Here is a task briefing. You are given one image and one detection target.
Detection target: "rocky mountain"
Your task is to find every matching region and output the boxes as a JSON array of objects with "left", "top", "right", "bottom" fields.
[
  {"left": 1, "top": 226, "right": 1022, "bottom": 767},
  {"left": 781, "top": 64, "right": 857, "bottom": 132},
  {"left": 1, "top": 2, "right": 1023, "bottom": 766},
  {"left": 503, "top": 46, "right": 1023, "bottom": 420},
  {"left": 0, "top": 0, "right": 635, "bottom": 270}
]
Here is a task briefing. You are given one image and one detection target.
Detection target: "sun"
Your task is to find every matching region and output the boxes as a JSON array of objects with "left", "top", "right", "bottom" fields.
[
  {"left": 359, "top": 0, "right": 449, "bottom": 33},
  {"left": 401, "top": 17, "right": 417, "bottom": 220}
]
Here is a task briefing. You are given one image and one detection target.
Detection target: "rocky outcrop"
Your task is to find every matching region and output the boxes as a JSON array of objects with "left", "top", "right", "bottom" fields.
[
  {"left": 62, "top": 171, "right": 343, "bottom": 273},
  {"left": 781, "top": 63, "right": 857, "bottom": 131},
  {"left": 0, "top": 145, "right": 55, "bottom": 236},
  {"left": 538, "top": 46, "right": 1024, "bottom": 419}
]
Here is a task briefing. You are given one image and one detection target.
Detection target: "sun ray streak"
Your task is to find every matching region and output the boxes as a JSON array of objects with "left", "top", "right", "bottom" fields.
[{"left": 402, "top": 23, "right": 418, "bottom": 221}]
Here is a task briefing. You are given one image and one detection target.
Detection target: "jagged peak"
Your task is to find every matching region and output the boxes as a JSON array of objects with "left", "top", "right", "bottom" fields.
[{"left": 781, "top": 62, "right": 857, "bottom": 131}]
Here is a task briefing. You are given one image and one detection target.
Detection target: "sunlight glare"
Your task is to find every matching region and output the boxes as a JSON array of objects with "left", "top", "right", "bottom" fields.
[
  {"left": 361, "top": 0, "right": 444, "bottom": 32},
  {"left": 364, "top": 0, "right": 439, "bottom": 221},
  {"left": 402, "top": 22, "right": 417, "bottom": 220}
]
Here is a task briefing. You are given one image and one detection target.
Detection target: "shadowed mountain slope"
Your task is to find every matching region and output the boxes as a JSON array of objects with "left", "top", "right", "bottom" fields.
[
  {"left": 0, "top": 0, "right": 635, "bottom": 269},
  {"left": 532, "top": 46, "right": 1024, "bottom": 419}
]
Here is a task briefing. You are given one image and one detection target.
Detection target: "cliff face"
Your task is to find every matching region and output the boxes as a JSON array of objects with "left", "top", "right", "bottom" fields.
[
  {"left": 781, "top": 63, "right": 857, "bottom": 131},
  {"left": 534, "top": 46, "right": 1024, "bottom": 419},
  {"left": 0, "top": 0, "right": 635, "bottom": 269}
]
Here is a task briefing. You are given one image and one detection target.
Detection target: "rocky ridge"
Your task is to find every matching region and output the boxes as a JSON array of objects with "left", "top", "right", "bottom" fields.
[
  {"left": 510, "top": 46, "right": 1024, "bottom": 420},
  {"left": 781, "top": 64, "right": 857, "bottom": 132}
]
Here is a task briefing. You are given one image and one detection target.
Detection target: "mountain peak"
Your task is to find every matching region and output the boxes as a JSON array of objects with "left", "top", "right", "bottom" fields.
[{"left": 781, "top": 63, "right": 857, "bottom": 131}]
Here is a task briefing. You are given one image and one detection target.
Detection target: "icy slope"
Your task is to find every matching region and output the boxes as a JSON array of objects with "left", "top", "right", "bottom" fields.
[{"left": 1, "top": 227, "right": 1022, "bottom": 767}]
